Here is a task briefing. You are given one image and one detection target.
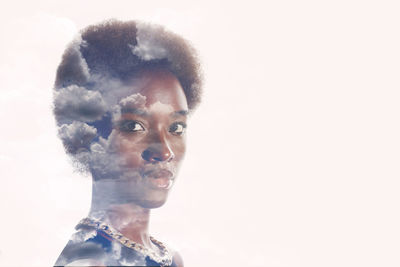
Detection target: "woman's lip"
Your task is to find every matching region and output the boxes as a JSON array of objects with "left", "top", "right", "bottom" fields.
[
  {"left": 143, "top": 169, "right": 173, "bottom": 179},
  {"left": 142, "top": 169, "right": 174, "bottom": 189},
  {"left": 148, "top": 176, "right": 174, "bottom": 189}
]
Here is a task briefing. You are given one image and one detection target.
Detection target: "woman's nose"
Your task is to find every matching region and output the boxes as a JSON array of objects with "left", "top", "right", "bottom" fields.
[{"left": 141, "top": 139, "right": 174, "bottom": 163}]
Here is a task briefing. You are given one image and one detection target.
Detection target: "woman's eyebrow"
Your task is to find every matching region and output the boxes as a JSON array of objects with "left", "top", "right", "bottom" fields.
[
  {"left": 121, "top": 107, "right": 148, "bottom": 116},
  {"left": 172, "top": 110, "right": 188, "bottom": 117},
  {"left": 120, "top": 108, "right": 188, "bottom": 117}
]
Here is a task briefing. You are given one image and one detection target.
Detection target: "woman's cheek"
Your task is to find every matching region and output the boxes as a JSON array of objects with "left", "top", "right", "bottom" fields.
[
  {"left": 171, "top": 137, "right": 186, "bottom": 161},
  {"left": 123, "top": 153, "right": 142, "bottom": 169},
  {"left": 112, "top": 133, "right": 145, "bottom": 168}
]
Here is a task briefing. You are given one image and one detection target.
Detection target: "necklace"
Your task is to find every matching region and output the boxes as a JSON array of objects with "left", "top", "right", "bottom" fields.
[{"left": 78, "top": 217, "right": 173, "bottom": 267}]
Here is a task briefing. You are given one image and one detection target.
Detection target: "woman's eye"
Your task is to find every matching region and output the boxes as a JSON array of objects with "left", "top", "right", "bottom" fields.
[
  {"left": 169, "top": 122, "right": 187, "bottom": 135},
  {"left": 119, "top": 121, "right": 145, "bottom": 132}
]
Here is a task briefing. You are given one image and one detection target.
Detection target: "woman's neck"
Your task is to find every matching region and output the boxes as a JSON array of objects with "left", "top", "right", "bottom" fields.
[
  {"left": 89, "top": 202, "right": 154, "bottom": 248},
  {"left": 89, "top": 180, "right": 155, "bottom": 249}
]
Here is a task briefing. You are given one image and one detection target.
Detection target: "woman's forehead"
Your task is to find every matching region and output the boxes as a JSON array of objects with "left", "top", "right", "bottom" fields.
[{"left": 121, "top": 70, "right": 188, "bottom": 111}]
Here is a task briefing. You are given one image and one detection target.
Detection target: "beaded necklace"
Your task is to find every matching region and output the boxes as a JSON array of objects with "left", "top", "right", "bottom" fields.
[{"left": 78, "top": 217, "right": 173, "bottom": 266}]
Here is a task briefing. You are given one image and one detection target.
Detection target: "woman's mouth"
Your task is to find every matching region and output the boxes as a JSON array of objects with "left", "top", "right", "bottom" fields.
[{"left": 143, "top": 169, "right": 174, "bottom": 189}]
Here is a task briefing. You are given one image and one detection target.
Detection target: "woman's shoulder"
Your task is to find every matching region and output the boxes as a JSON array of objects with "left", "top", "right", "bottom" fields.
[
  {"left": 164, "top": 243, "right": 184, "bottom": 267},
  {"left": 171, "top": 250, "right": 184, "bottom": 267},
  {"left": 54, "top": 227, "right": 114, "bottom": 266},
  {"left": 54, "top": 240, "right": 108, "bottom": 266},
  {"left": 55, "top": 226, "right": 184, "bottom": 266},
  {"left": 60, "top": 258, "right": 106, "bottom": 267}
]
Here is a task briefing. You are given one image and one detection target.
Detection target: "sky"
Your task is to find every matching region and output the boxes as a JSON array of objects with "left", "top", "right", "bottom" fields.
[{"left": 1, "top": 0, "right": 400, "bottom": 266}]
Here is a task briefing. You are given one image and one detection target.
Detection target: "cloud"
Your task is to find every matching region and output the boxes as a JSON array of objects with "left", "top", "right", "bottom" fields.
[
  {"left": 114, "top": 93, "right": 147, "bottom": 120},
  {"left": 81, "top": 131, "right": 125, "bottom": 180},
  {"left": 119, "top": 93, "right": 147, "bottom": 108},
  {"left": 70, "top": 228, "right": 97, "bottom": 244},
  {"left": 58, "top": 121, "right": 97, "bottom": 154},
  {"left": 129, "top": 23, "right": 169, "bottom": 61},
  {"left": 54, "top": 85, "right": 149, "bottom": 174},
  {"left": 88, "top": 74, "right": 148, "bottom": 111},
  {"left": 54, "top": 237, "right": 107, "bottom": 266},
  {"left": 54, "top": 85, "right": 107, "bottom": 124},
  {"left": 111, "top": 242, "right": 122, "bottom": 261},
  {"left": 149, "top": 101, "right": 174, "bottom": 114},
  {"left": 55, "top": 35, "right": 91, "bottom": 88},
  {"left": 66, "top": 37, "right": 90, "bottom": 81}
]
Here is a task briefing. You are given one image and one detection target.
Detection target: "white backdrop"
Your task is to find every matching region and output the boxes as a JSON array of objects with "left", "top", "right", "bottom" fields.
[{"left": 1, "top": 1, "right": 400, "bottom": 266}]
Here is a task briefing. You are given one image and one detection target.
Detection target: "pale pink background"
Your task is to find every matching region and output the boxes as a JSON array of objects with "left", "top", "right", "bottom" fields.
[{"left": 1, "top": 1, "right": 400, "bottom": 266}]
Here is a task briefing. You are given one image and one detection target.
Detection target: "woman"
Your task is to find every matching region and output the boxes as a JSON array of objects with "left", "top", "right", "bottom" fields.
[{"left": 53, "top": 20, "right": 202, "bottom": 266}]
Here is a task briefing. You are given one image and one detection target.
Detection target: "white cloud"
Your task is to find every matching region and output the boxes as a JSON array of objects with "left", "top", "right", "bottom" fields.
[
  {"left": 54, "top": 85, "right": 107, "bottom": 124},
  {"left": 66, "top": 36, "right": 91, "bottom": 82},
  {"left": 119, "top": 93, "right": 147, "bottom": 108},
  {"left": 84, "top": 131, "right": 125, "bottom": 179},
  {"left": 149, "top": 101, "right": 174, "bottom": 114},
  {"left": 58, "top": 121, "right": 97, "bottom": 154},
  {"left": 129, "top": 23, "right": 169, "bottom": 61},
  {"left": 69, "top": 228, "right": 97, "bottom": 244}
]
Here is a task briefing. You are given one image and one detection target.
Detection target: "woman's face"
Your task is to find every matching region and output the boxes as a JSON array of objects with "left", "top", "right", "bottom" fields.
[{"left": 106, "top": 69, "right": 188, "bottom": 208}]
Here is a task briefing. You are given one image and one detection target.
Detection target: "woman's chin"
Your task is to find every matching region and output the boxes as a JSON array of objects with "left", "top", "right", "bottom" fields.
[
  {"left": 123, "top": 191, "right": 170, "bottom": 209},
  {"left": 134, "top": 198, "right": 168, "bottom": 209}
]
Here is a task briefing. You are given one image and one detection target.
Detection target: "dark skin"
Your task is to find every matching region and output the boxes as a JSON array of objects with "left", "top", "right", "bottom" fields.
[{"left": 87, "top": 69, "right": 187, "bottom": 266}]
